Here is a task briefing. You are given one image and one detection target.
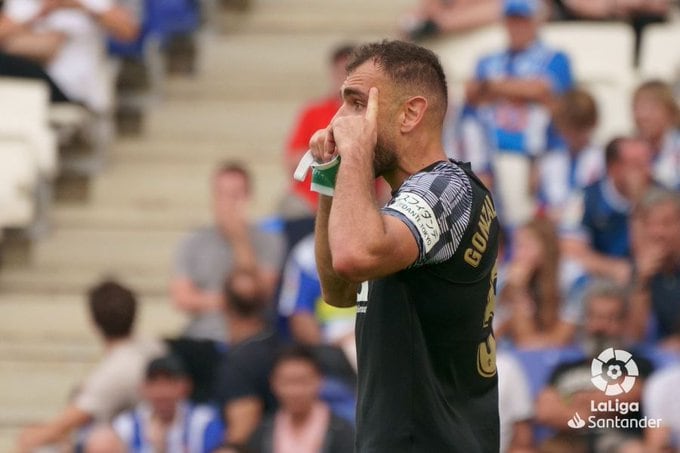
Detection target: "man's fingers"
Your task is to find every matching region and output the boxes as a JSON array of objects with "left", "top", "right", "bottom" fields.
[
  {"left": 324, "top": 128, "right": 336, "bottom": 160},
  {"left": 365, "top": 87, "right": 379, "bottom": 123}
]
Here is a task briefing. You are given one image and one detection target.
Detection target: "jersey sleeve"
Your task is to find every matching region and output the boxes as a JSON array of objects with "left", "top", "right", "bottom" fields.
[
  {"left": 382, "top": 166, "right": 473, "bottom": 267},
  {"left": 546, "top": 51, "right": 574, "bottom": 95}
]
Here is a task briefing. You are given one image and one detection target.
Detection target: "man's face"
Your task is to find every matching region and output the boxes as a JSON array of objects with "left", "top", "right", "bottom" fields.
[
  {"left": 585, "top": 296, "right": 625, "bottom": 341},
  {"left": 634, "top": 94, "right": 672, "bottom": 142},
  {"left": 608, "top": 140, "right": 652, "bottom": 195},
  {"left": 645, "top": 201, "right": 680, "bottom": 260},
  {"left": 212, "top": 171, "right": 249, "bottom": 221},
  {"left": 271, "top": 359, "right": 321, "bottom": 417},
  {"left": 505, "top": 16, "right": 538, "bottom": 51},
  {"left": 335, "top": 60, "right": 399, "bottom": 177},
  {"left": 142, "top": 376, "right": 189, "bottom": 422}
]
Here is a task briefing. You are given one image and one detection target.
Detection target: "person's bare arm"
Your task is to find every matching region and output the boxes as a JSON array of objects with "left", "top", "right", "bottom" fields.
[
  {"left": 289, "top": 312, "right": 323, "bottom": 345},
  {"left": 1, "top": 25, "right": 66, "bottom": 64},
  {"left": 535, "top": 387, "right": 590, "bottom": 430},
  {"left": 562, "top": 238, "right": 632, "bottom": 284},
  {"left": 17, "top": 405, "right": 91, "bottom": 453},
  {"left": 486, "top": 78, "right": 553, "bottom": 105},
  {"left": 170, "top": 277, "right": 222, "bottom": 314},
  {"left": 92, "top": 5, "right": 139, "bottom": 42},
  {"left": 326, "top": 88, "right": 419, "bottom": 283},
  {"left": 314, "top": 195, "right": 359, "bottom": 308},
  {"left": 224, "top": 397, "right": 263, "bottom": 445}
]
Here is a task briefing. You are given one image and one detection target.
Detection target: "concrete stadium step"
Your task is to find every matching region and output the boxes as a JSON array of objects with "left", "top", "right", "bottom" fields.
[
  {"left": 0, "top": 360, "right": 98, "bottom": 425},
  {"left": 0, "top": 265, "right": 168, "bottom": 296},
  {"left": 0, "top": 294, "right": 185, "bottom": 343},
  {"left": 221, "top": 0, "right": 411, "bottom": 34}
]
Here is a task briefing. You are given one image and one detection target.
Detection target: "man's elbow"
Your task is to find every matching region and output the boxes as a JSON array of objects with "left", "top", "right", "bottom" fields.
[{"left": 331, "top": 251, "right": 372, "bottom": 283}]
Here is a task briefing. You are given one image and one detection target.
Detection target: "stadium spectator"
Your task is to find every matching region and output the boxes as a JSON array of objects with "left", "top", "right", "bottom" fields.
[
  {"left": 539, "top": 88, "right": 604, "bottom": 217},
  {"left": 560, "top": 137, "right": 654, "bottom": 284},
  {"left": 643, "top": 363, "right": 680, "bottom": 451},
  {"left": 398, "top": 0, "right": 501, "bottom": 42},
  {"left": 548, "top": 0, "right": 670, "bottom": 64},
  {"left": 465, "top": 0, "right": 574, "bottom": 227},
  {"left": 214, "top": 267, "right": 282, "bottom": 446},
  {"left": 278, "top": 234, "right": 356, "bottom": 369},
  {"left": 633, "top": 80, "right": 680, "bottom": 190},
  {"left": 113, "top": 354, "right": 224, "bottom": 453},
  {"left": 16, "top": 280, "right": 165, "bottom": 453},
  {"left": 534, "top": 280, "right": 652, "bottom": 451},
  {"left": 0, "top": 0, "right": 139, "bottom": 112},
  {"left": 496, "top": 218, "right": 577, "bottom": 348},
  {"left": 0, "top": 50, "right": 69, "bottom": 102},
  {"left": 497, "top": 351, "right": 535, "bottom": 453},
  {"left": 247, "top": 345, "right": 354, "bottom": 453},
  {"left": 83, "top": 425, "right": 126, "bottom": 453},
  {"left": 280, "top": 44, "right": 354, "bottom": 219},
  {"left": 629, "top": 189, "right": 680, "bottom": 348},
  {"left": 170, "top": 162, "right": 284, "bottom": 342}
]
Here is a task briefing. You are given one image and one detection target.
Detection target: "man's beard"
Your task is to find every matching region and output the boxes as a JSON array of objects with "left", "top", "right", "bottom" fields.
[{"left": 373, "top": 137, "right": 398, "bottom": 177}]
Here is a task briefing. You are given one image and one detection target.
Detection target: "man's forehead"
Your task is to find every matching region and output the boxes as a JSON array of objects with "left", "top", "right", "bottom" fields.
[{"left": 342, "top": 60, "right": 384, "bottom": 95}]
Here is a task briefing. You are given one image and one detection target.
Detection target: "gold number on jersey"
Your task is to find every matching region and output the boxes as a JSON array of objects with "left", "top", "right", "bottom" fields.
[{"left": 477, "top": 263, "right": 497, "bottom": 378}]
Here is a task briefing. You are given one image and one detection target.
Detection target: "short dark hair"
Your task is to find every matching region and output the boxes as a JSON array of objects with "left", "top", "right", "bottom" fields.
[
  {"left": 554, "top": 88, "right": 598, "bottom": 130},
  {"left": 346, "top": 40, "right": 448, "bottom": 122},
  {"left": 214, "top": 161, "right": 251, "bottom": 194},
  {"left": 272, "top": 344, "right": 322, "bottom": 375},
  {"left": 604, "top": 136, "right": 627, "bottom": 168},
  {"left": 146, "top": 354, "right": 189, "bottom": 381},
  {"left": 88, "top": 280, "right": 137, "bottom": 339}
]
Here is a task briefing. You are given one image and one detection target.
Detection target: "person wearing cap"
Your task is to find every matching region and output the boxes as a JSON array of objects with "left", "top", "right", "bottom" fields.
[
  {"left": 112, "top": 354, "right": 225, "bottom": 453},
  {"left": 464, "top": 0, "right": 574, "bottom": 228}
]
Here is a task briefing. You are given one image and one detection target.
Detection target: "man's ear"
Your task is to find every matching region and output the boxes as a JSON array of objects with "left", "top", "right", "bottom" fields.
[{"left": 400, "top": 96, "right": 428, "bottom": 133}]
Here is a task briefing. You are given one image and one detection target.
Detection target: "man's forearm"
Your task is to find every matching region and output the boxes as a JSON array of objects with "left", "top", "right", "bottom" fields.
[
  {"left": 487, "top": 79, "right": 552, "bottom": 104},
  {"left": 315, "top": 196, "right": 357, "bottom": 307}
]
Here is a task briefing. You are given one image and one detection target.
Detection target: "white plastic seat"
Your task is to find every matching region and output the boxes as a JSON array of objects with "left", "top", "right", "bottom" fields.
[
  {"left": 638, "top": 23, "right": 680, "bottom": 81},
  {"left": 0, "top": 78, "right": 58, "bottom": 178},
  {"left": 430, "top": 25, "right": 506, "bottom": 100},
  {"left": 541, "top": 22, "right": 636, "bottom": 86},
  {"left": 0, "top": 139, "right": 39, "bottom": 228}
]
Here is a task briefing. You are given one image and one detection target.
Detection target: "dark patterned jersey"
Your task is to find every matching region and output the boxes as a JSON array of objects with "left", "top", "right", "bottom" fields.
[{"left": 355, "top": 160, "right": 500, "bottom": 453}]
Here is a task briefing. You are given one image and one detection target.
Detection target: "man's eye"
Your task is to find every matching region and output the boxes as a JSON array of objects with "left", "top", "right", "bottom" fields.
[{"left": 353, "top": 101, "right": 364, "bottom": 110}]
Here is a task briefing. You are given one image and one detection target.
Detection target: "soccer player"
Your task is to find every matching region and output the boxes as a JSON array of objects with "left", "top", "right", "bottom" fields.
[{"left": 309, "top": 40, "right": 500, "bottom": 452}]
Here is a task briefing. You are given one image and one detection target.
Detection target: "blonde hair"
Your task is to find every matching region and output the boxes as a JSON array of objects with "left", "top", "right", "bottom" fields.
[{"left": 634, "top": 79, "right": 680, "bottom": 128}]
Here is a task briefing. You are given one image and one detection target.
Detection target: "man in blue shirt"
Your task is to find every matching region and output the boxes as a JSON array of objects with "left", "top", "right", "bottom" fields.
[
  {"left": 561, "top": 137, "right": 655, "bottom": 284},
  {"left": 113, "top": 355, "right": 224, "bottom": 453},
  {"left": 464, "top": 0, "right": 574, "bottom": 227}
]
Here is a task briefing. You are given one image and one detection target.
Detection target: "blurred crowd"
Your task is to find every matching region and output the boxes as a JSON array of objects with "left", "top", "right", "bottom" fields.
[{"left": 3, "top": 0, "right": 680, "bottom": 452}]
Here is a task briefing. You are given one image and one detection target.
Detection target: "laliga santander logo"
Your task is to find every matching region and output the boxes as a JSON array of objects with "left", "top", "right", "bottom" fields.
[{"left": 590, "top": 348, "right": 639, "bottom": 396}]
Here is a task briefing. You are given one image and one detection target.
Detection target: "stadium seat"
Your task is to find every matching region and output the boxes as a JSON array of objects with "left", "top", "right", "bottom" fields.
[
  {"left": 0, "top": 140, "right": 39, "bottom": 229},
  {"left": 638, "top": 23, "right": 680, "bottom": 81},
  {"left": 0, "top": 78, "right": 57, "bottom": 179},
  {"left": 430, "top": 25, "right": 506, "bottom": 99},
  {"left": 541, "top": 23, "right": 636, "bottom": 86},
  {"left": 541, "top": 23, "right": 637, "bottom": 140}
]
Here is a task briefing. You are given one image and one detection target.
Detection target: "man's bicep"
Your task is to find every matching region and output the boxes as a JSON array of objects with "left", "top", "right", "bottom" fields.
[{"left": 371, "top": 214, "right": 420, "bottom": 275}]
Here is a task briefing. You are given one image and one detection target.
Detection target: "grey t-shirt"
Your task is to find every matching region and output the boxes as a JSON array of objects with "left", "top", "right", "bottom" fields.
[{"left": 174, "top": 225, "right": 284, "bottom": 340}]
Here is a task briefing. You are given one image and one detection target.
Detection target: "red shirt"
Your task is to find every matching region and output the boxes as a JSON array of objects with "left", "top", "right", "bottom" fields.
[{"left": 286, "top": 96, "right": 342, "bottom": 210}]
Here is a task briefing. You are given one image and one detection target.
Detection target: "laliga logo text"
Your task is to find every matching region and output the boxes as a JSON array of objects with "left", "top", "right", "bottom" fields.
[{"left": 568, "top": 348, "right": 663, "bottom": 430}]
